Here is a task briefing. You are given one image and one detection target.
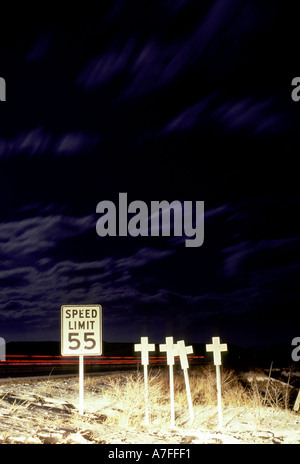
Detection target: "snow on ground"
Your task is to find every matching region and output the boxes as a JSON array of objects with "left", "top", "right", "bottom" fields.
[{"left": 0, "top": 374, "right": 299, "bottom": 444}]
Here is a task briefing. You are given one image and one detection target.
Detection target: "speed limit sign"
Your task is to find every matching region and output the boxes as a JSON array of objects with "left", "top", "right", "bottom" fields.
[{"left": 61, "top": 305, "right": 102, "bottom": 356}]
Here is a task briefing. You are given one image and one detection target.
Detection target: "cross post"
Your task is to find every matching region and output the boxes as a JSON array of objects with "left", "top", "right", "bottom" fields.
[
  {"left": 134, "top": 336, "right": 155, "bottom": 366},
  {"left": 159, "top": 336, "right": 179, "bottom": 365},
  {"left": 206, "top": 337, "right": 227, "bottom": 366},
  {"left": 177, "top": 340, "right": 193, "bottom": 370},
  {"left": 206, "top": 336, "right": 228, "bottom": 429},
  {"left": 177, "top": 340, "right": 194, "bottom": 423},
  {"left": 159, "top": 337, "right": 178, "bottom": 426},
  {"left": 134, "top": 337, "right": 155, "bottom": 424}
]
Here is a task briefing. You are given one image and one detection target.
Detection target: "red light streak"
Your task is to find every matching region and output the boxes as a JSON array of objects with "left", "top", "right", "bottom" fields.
[{"left": 1, "top": 354, "right": 205, "bottom": 368}]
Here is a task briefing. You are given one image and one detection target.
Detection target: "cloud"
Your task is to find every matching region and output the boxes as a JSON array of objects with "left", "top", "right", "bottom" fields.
[
  {"left": 26, "top": 30, "right": 54, "bottom": 62},
  {"left": 0, "top": 206, "right": 177, "bottom": 332},
  {"left": 77, "top": 38, "right": 136, "bottom": 89},
  {"left": 217, "top": 237, "right": 300, "bottom": 319},
  {"left": 213, "top": 98, "right": 282, "bottom": 134},
  {"left": 75, "top": 0, "right": 253, "bottom": 99},
  {"left": 0, "top": 214, "right": 94, "bottom": 257},
  {"left": 0, "top": 128, "right": 99, "bottom": 159},
  {"left": 222, "top": 238, "right": 300, "bottom": 277},
  {"left": 159, "top": 95, "right": 282, "bottom": 136}
]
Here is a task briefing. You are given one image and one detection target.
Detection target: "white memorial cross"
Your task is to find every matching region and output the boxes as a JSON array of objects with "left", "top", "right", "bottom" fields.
[
  {"left": 159, "top": 336, "right": 178, "bottom": 426},
  {"left": 206, "top": 336, "right": 228, "bottom": 429},
  {"left": 177, "top": 340, "right": 194, "bottom": 424},
  {"left": 134, "top": 337, "right": 155, "bottom": 425}
]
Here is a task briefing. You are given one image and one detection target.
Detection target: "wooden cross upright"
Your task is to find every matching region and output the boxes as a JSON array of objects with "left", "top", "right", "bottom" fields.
[
  {"left": 159, "top": 337, "right": 179, "bottom": 426},
  {"left": 206, "top": 337, "right": 228, "bottom": 366},
  {"left": 134, "top": 336, "right": 155, "bottom": 366},
  {"left": 206, "top": 336, "right": 228, "bottom": 429},
  {"left": 177, "top": 340, "right": 194, "bottom": 423},
  {"left": 177, "top": 340, "right": 193, "bottom": 369},
  {"left": 134, "top": 337, "right": 155, "bottom": 424},
  {"left": 159, "top": 336, "right": 179, "bottom": 365}
]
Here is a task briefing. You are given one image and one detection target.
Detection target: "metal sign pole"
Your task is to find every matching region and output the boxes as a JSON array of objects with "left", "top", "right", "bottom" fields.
[
  {"left": 79, "top": 355, "right": 84, "bottom": 415},
  {"left": 61, "top": 305, "right": 102, "bottom": 416}
]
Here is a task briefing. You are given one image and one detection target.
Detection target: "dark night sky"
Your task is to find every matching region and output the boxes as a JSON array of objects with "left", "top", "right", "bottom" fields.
[{"left": 0, "top": 1, "right": 299, "bottom": 348}]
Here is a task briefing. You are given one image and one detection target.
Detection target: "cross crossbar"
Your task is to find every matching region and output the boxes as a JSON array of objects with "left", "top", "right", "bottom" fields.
[
  {"left": 159, "top": 336, "right": 178, "bottom": 365},
  {"left": 177, "top": 340, "right": 193, "bottom": 369},
  {"left": 206, "top": 336, "right": 227, "bottom": 366},
  {"left": 134, "top": 336, "right": 155, "bottom": 365}
]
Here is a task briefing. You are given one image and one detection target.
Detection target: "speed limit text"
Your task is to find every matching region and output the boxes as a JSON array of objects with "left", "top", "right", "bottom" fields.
[{"left": 64, "top": 308, "right": 98, "bottom": 319}]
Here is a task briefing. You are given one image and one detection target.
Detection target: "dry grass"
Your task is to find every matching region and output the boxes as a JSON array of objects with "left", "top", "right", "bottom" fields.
[
  {"left": 0, "top": 366, "right": 298, "bottom": 443},
  {"left": 85, "top": 370, "right": 171, "bottom": 427},
  {"left": 186, "top": 366, "right": 248, "bottom": 407},
  {"left": 82, "top": 365, "right": 293, "bottom": 429}
]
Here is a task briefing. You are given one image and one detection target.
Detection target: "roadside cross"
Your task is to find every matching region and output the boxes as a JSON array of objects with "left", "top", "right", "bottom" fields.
[
  {"left": 134, "top": 336, "right": 155, "bottom": 366},
  {"left": 134, "top": 337, "right": 155, "bottom": 425},
  {"left": 206, "top": 336, "right": 228, "bottom": 429},
  {"left": 159, "top": 336, "right": 178, "bottom": 365},
  {"left": 177, "top": 340, "right": 194, "bottom": 424},
  {"left": 206, "top": 336, "right": 227, "bottom": 366},
  {"left": 177, "top": 340, "right": 193, "bottom": 369}
]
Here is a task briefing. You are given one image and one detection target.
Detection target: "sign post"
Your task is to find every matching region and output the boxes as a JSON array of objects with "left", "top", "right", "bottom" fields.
[
  {"left": 61, "top": 305, "right": 102, "bottom": 415},
  {"left": 159, "top": 336, "right": 178, "bottom": 427},
  {"left": 79, "top": 355, "right": 84, "bottom": 415},
  {"left": 134, "top": 337, "right": 155, "bottom": 425},
  {"left": 177, "top": 340, "right": 194, "bottom": 424},
  {"left": 206, "top": 336, "right": 228, "bottom": 429}
]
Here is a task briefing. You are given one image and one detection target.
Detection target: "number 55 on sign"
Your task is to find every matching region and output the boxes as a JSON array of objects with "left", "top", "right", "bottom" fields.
[{"left": 61, "top": 305, "right": 102, "bottom": 355}]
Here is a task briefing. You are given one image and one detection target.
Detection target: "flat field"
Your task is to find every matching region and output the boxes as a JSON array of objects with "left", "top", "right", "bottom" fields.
[{"left": 0, "top": 367, "right": 299, "bottom": 444}]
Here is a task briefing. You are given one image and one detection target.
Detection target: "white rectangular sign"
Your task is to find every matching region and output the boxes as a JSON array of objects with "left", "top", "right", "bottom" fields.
[{"left": 61, "top": 305, "right": 102, "bottom": 356}]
